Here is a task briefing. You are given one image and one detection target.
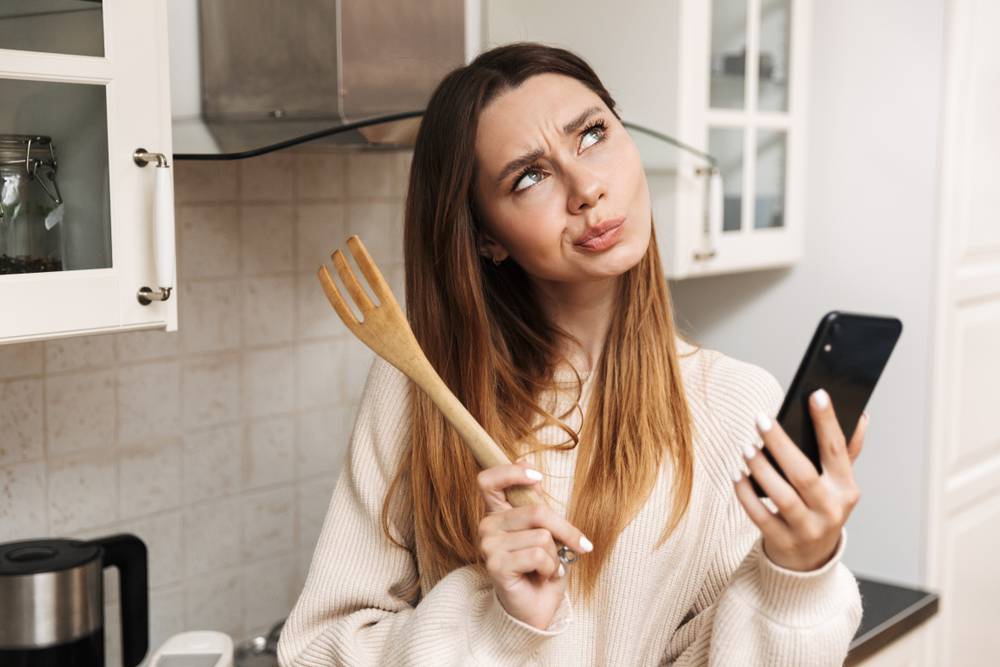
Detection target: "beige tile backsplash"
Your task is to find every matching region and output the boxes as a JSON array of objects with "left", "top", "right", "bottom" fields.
[{"left": 0, "top": 146, "right": 410, "bottom": 664}]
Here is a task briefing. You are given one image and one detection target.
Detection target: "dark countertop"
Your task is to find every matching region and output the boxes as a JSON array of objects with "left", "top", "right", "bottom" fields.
[{"left": 845, "top": 575, "right": 939, "bottom": 665}]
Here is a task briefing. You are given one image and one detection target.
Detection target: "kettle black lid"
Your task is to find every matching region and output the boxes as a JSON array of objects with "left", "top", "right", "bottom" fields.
[{"left": 0, "top": 538, "right": 100, "bottom": 576}]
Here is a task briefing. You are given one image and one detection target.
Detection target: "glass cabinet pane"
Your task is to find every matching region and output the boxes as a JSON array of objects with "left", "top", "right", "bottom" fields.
[
  {"left": 758, "top": 0, "right": 791, "bottom": 112},
  {"left": 0, "top": 79, "right": 111, "bottom": 274},
  {"left": 708, "top": 127, "right": 744, "bottom": 232},
  {"left": 754, "top": 129, "right": 786, "bottom": 229},
  {"left": 0, "top": 0, "right": 104, "bottom": 58},
  {"left": 709, "top": 0, "right": 748, "bottom": 110}
]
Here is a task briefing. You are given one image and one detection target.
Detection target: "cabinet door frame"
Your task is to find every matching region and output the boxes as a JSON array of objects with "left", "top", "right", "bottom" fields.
[{"left": 0, "top": 0, "right": 177, "bottom": 343}]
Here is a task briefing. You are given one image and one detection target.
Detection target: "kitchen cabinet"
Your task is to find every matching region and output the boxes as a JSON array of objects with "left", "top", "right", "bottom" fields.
[
  {"left": 484, "top": 0, "right": 810, "bottom": 279},
  {"left": 0, "top": 0, "right": 177, "bottom": 343}
]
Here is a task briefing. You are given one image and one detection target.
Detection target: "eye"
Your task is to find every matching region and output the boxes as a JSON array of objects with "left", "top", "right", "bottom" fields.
[
  {"left": 513, "top": 166, "right": 544, "bottom": 192},
  {"left": 509, "top": 118, "right": 609, "bottom": 194},
  {"left": 579, "top": 119, "right": 607, "bottom": 150}
]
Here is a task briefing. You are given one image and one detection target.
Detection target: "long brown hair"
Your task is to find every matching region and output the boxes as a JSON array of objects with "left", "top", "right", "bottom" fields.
[{"left": 382, "top": 42, "right": 700, "bottom": 607}]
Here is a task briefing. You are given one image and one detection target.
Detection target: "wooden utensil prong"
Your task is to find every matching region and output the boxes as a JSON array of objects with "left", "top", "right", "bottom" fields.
[
  {"left": 332, "top": 249, "right": 377, "bottom": 314},
  {"left": 316, "top": 265, "right": 362, "bottom": 336},
  {"left": 346, "top": 235, "right": 393, "bottom": 306}
]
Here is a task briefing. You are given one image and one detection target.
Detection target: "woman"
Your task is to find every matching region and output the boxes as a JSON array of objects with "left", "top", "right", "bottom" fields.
[{"left": 278, "top": 42, "right": 865, "bottom": 666}]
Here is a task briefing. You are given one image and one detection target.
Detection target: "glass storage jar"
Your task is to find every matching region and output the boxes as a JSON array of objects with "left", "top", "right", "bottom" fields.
[{"left": 0, "top": 134, "right": 66, "bottom": 274}]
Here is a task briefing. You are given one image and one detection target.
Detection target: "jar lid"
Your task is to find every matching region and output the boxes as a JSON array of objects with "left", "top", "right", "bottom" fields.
[{"left": 0, "top": 134, "right": 57, "bottom": 171}]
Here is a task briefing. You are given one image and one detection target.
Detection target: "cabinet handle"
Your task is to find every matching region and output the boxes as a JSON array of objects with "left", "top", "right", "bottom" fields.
[
  {"left": 693, "top": 166, "right": 722, "bottom": 261},
  {"left": 133, "top": 149, "right": 175, "bottom": 305}
]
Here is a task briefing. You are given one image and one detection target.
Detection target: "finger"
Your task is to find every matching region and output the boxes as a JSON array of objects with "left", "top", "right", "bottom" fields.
[
  {"left": 484, "top": 527, "right": 560, "bottom": 561},
  {"left": 846, "top": 412, "right": 868, "bottom": 463},
  {"left": 477, "top": 463, "right": 542, "bottom": 514},
  {"left": 742, "top": 437, "right": 813, "bottom": 531},
  {"left": 505, "top": 545, "right": 562, "bottom": 580},
  {"left": 508, "top": 529, "right": 564, "bottom": 580},
  {"left": 808, "top": 389, "right": 852, "bottom": 479},
  {"left": 496, "top": 504, "right": 593, "bottom": 556},
  {"left": 753, "top": 413, "right": 827, "bottom": 509},
  {"left": 732, "top": 469, "right": 795, "bottom": 542},
  {"left": 481, "top": 527, "right": 564, "bottom": 578}
]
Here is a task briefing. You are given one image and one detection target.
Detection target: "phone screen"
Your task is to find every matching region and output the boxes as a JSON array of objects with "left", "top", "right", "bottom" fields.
[{"left": 751, "top": 311, "right": 902, "bottom": 497}]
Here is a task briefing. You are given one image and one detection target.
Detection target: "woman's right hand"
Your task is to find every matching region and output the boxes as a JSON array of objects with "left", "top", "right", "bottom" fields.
[{"left": 476, "top": 460, "right": 593, "bottom": 631}]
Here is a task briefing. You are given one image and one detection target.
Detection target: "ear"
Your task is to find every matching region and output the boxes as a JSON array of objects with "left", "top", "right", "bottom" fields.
[{"left": 476, "top": 231, "right": 509, "bottom": 262}]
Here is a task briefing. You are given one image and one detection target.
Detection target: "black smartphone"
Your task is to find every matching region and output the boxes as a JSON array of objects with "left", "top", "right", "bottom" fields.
[{"left": 751, "top": 310, "right": 903, "bottom": 497}]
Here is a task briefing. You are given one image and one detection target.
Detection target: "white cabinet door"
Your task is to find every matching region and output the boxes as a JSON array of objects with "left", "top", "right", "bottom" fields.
[
  {"left": 925, "top": 2, "right": 1000, "bottom": 664},
  {"left": 0, "top": 0, "right": 177, "bottom": 344}
]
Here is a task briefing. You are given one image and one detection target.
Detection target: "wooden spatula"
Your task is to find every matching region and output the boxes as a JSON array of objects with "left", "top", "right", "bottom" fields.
[{"left": 316, "top": 235, "right": 579, "bottom": 566}]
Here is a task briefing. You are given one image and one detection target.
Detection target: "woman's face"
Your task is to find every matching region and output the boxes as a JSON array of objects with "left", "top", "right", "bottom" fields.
[{"left": 473, "top": 72, "right": 651, "bottom": 284}]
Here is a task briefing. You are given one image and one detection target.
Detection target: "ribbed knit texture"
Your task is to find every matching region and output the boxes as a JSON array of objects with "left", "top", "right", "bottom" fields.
[{"left": 277, "top": 337, "right": 863, "bottom": 666}]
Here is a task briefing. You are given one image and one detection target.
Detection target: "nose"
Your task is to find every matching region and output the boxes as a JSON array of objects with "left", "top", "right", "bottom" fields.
[{"left": 565, "top": 162, "right": 606, "bottom": 213}]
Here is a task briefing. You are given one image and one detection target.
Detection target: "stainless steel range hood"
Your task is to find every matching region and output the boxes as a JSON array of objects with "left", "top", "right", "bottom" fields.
[{"left": 168, "top": 0, "right": 466, "bottom": 160}]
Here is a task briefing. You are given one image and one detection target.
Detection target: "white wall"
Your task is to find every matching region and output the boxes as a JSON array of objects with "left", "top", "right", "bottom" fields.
[{"left": 670, "top": 0, "right": 947, "bottom": 585}]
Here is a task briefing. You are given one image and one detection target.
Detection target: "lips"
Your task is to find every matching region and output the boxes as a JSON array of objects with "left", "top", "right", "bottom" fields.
[{"left": 574, "top": 217, "right": 625, "bottom": 246}]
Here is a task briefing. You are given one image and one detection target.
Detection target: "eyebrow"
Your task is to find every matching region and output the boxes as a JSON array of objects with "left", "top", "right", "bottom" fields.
[{"left": 495, "top": 105, "right": 605, "bottom": 186}]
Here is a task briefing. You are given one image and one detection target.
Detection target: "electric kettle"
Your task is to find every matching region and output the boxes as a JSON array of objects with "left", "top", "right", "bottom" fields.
[{"left": 0, "top": 533, "right": 148, "bottom": 667}]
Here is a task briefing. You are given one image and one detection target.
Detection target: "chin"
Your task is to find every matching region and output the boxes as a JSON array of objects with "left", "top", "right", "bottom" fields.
[
  {"left": 619, "top": 229, "right": 652, "bottom": 267},
  {"left": 591, "top": 241, "right": 648, "bottom": 278}
]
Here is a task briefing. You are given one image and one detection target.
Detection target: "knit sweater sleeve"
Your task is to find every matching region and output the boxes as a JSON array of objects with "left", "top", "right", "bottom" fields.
[
  {"left": 662, "top": 354, "right": 863, "bottom": 666},
  {"left": 276, "top": 356, "right": 572, "bottom": 667}
]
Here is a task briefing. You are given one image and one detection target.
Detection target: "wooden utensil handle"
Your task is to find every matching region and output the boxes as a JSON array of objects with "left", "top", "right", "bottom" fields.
[
  {"left": 408, "top": 358, "right": 544, "bottom": 504},
  {"left": 405, "top": 357, "right": 579, "bottom": 564}
]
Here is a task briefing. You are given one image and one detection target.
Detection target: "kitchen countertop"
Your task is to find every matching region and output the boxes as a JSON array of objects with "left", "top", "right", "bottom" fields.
[{"left": 845, "top": 575, "right": 939, "bottom": 665}]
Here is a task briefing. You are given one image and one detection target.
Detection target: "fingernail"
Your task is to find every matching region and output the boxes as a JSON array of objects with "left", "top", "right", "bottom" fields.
[
  {"left": 811, "top": 388, "right": 830, "bottom": 409},
  {"left": 579, "top": 535, "right": 593, "bottom": 552},
  {"left": 730, "top": 465, "right": 743, "bottom": 483},
  {"left": 862, "top": 410, "right": 870, "bottom": 423},
  {"left": 742, "top": 442, "right": 757, "bottom": 460},
  {"left": 525, "top": 468, "right": 543, "bottom": 481},
  {"left": 557, "top": 563, "right": 566, "bottom": 578},
  {"left": 755, "top": 413, "right": 773, "bottom": 433}
]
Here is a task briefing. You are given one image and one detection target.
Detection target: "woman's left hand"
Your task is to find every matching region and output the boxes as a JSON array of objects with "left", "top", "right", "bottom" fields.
[{"left": 732, "top": 388, "right": 867, "bottom": 572}]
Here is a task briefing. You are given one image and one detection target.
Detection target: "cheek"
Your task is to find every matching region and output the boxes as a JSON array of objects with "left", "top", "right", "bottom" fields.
[
  {"left": 495, "top": 196, "right": 567, "bottom": 249},
  {"left": 619, "top": 144, "right": 650, "bottom": 223},
  {"left": 620, "top": 142, "right": 646, "bottom": 198}
]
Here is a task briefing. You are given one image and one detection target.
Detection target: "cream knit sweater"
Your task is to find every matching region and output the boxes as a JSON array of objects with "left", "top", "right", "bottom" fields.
[{"left": 277, "top": 337, "right": 863, "bottom": 666}]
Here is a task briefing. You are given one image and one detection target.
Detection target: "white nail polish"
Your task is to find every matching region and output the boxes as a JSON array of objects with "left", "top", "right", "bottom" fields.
[
  {"left": 579, "top": 535, "right": 594, "bottom": 553},
  {"left": 755, "top": 438, "right": 765, "bottom": 450},
  {"left": 755, "top": 413, "right": 773, "bottom": 433},
  {"left": 558, "top": 563, "right": 566, "bottom": 578},
  {"left": 812, "top": 388, "right": 830, "bottom": 409},
  {"left": 525, "top": 468, "right": 543, "bottom": 481},
  {"left": 742, "top": 442, "right": 757, "bottom": 459},
  {"left": 730, "top": 465, "right": 743, "bottom": 483}
]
